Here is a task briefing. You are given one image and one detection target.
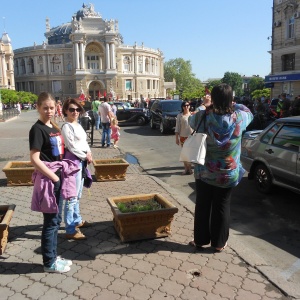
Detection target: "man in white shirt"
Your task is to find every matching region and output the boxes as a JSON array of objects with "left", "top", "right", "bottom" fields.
[{"left": 98, "top": 97, "right": 114, "bottom": 147}]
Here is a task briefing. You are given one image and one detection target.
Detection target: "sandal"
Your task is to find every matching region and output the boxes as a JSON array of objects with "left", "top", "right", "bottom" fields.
[
  {"left": 189, "top": 240, "right": 204, "bottom": 250},
  {"left": 215, "top": 242, "right": 228, "bottom": 253}
]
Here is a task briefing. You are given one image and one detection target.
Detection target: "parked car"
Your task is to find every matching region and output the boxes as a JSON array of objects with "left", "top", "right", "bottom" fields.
[
  {"left": 150, "top": 99, "right": 182, "bottom": 133},
  {"left": 114, "top": 102, "right": 150, "bottom": 125},
  {"left": 241, "top": 116, "right": 300, "bottom": 194}
]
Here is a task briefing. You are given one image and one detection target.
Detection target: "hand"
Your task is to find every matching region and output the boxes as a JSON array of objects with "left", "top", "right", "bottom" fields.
[
  {"left": 86, "top": 152, "right": 93, "bottom": 164},
  {"left": 176, "top": 139, "right": 180, "bottom": 145}
]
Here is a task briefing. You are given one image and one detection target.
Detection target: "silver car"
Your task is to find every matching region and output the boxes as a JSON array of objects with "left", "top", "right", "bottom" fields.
[{"left": 241, "top": 116, "right": 300, "bottom": 194}]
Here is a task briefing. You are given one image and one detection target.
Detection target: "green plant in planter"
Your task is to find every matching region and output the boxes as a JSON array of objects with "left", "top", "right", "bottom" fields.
[{"left": 117, "top": 199, "right": 163, "bottom": 213}]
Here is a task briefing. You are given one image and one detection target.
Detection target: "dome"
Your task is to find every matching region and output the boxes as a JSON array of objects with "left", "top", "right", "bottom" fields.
[
  {"left": 45, "top": 22, "right": 72, "bottom": 45},
  {"left": 1, "top": 32, "right": 11, "bottom": 44}
]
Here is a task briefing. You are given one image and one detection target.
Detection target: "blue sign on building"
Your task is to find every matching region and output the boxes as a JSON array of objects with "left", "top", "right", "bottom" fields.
[{"left": 265, "top": 73, "right": 300, "bottom": 82}]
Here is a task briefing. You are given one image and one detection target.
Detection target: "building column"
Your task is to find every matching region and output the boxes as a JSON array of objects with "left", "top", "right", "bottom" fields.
[
  {"left": 1, "top": 54, "right": 7, "bottom": 85},
  {"left": 75, "top": 43, "right": 80, "bottom": 69},
  {"left": 9, "top": 56, "right": 15, "bottom": 87},
  {"left": 80, "top": 42, "right": 85, "bottom": 69},
  {"left": 110, "top": 43, "right": 116, "bottom": 69},
  {"left": 106, "top": 42, "right": 110, "bottom": 69}
]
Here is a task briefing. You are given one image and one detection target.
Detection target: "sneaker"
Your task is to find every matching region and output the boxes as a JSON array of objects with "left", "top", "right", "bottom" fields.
[
  {"left": 56, "top": 256, "right": 72, "bottom": 267},
  {"left": 65, "top": 230, "right": 87, "bottom": 240},
  {"left": 44, "top": 261, "right": 71, "bottom": 273},
  {"left": 76, "top": 220, "right": 91, "bottom": 228}
]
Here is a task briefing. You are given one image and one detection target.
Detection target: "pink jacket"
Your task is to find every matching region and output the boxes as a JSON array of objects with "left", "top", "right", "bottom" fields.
[{"left": 31, "top": 160, "right": 80, "bottom": 213}]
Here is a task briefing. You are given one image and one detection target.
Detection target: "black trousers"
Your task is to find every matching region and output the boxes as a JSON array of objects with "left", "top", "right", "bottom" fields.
[{"left": 194, "top": 179, "right": 233, "bottom": 248}]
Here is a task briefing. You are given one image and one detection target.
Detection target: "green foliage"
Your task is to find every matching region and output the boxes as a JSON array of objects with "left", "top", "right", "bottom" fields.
[
  {"left": 117, "top": 199, "right": 163, "bottom": 213},
  {"left": 221, "top": 72, "right": 243, "bottom": 96},
  {"left": 251, "top": 88, "right": 271, "bottom": 99},
  {"left": 206, "top": 79, "right": 222, "bottom": 91},
  {"left": 248, "top": 77, "right": 264, "bottom": 94},
  {"left": 164, "top": 58, "right": 204, "bottom": 99},
  {"left": 0, "top": 89, "right": 37, "bottom": 105}
]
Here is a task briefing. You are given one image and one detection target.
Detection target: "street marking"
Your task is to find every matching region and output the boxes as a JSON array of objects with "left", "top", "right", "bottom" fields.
[{"left": 280, "top": 259, "right": 300, "bottom": 280}]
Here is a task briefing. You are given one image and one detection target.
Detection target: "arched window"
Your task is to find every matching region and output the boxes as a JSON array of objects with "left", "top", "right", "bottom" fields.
[
  {"left": 145, "top": 58, "right": 149, "bottom": 72},
  {"left": 27, "top": 58, "right": 34, "bottom": 73},
  {"left": 151, "top": 58, "right": 155, "bottom": 73},
  {"left": 123, "top": 56, "right": 131, "bottom": 72},
  {"left": 20, "top": 59, "right": 25, "bottom": 74},
  {"left": 14, "top": 60, "right": 19, "bottom": 75},
  {"left": 138, "top": 56, "right": 143, "bottom": 73}
]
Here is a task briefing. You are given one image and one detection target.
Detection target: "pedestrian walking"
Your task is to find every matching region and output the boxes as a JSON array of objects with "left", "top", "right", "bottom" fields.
[
  {"left": 91, "top": 98, "right": 101, "bottom": 130},
  {"left": 111, "top": 118, "right": 120, "bottom": 148},
  {"left": 98, "top": 96, "right": 114, "bottom": 147}
]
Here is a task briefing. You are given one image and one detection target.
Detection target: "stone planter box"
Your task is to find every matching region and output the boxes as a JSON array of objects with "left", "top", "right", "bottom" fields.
[
  {"left": 107, "top": 193, "right": 178, "bottom": 242},
  {"left": 93, "top": 158, "right": 129, "bottom": 182},
  {"left": 2, "top": 161, "right": 34, "bottom": 186},
  {"left": 0, "top": 204, "right": 16, "bottom": 255}
]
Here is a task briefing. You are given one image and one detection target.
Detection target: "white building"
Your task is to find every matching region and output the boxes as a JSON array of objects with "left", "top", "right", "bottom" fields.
[{"left": 14, "top": 3, "right": 171, "bottom": 101}]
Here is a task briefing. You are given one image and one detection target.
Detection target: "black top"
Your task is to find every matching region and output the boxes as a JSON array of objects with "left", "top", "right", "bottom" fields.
[{"left": 29, "top": 120, "right": 64, "bottom": 162}]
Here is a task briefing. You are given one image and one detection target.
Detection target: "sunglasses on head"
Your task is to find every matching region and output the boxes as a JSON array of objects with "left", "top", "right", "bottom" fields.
[{"left": 68, "top": 107, "right": 81, "bottom": 112}]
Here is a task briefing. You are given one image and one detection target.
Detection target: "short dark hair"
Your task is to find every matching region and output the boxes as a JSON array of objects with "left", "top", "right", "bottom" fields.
[
  {"left": 181, "top": 101, "right": 189, "bottom": 112},
  {"left": 62, "top": 98, "right": 84, "bottom": 116},
  {"left": 211, "top": 83, "right": 233, "bottom": 115}
]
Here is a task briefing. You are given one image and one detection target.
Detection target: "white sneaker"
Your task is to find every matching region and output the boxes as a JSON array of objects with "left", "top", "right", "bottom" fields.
[
  {"left": 44, "top": 261, "right": 71, "bottom": 273},
  {"left": 56, "top": 256, "right": 72, "bottom": 267}
]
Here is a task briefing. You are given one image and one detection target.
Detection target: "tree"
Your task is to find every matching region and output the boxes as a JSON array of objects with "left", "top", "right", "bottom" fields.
[
  {"left": 251, "top": 88, "right": 271, "bottom": 100},
  {"left": 221, "top": 72, "right": 243, "bottom": 97},
  {"left": 0, "top": 89, "right": 37, "bottom": 105},
  {"left": 248, "top": 77, "right": 264, "bottom": 94},
  {"left": 164, "top": 58, "right": 204, "bottom": 99}
]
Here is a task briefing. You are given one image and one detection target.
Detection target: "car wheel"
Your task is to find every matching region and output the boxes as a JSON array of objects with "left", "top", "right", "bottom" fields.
[
  {"left": 160, "top": 121, "right": 167, "bottom": 134},
  {"left": 150, "top": 117, "right": 156, "bottom": 129},
  {"left": 254, "top": 164, "right": 272, "bottom": 194},
  {"left": 136, "top": 116, "right": 146, "bottom": 126}
]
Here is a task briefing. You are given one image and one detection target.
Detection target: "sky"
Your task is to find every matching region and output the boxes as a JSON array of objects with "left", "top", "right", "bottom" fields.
[{"left": 1, "top": 0, "right": 273, "bottom": 81}]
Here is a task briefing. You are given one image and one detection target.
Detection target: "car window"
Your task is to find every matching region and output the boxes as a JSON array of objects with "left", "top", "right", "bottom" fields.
[
  {"left": 273, "top": 125, "right": 300, "bottom": 152},
  {"left": 261, "top": 124, "right": 279, "bottom": 143},
  {"left": 161, "top": 102, "right": 182, "bottom": 112}
]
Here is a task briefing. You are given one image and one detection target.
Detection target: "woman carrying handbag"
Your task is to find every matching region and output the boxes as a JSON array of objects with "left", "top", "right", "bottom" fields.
[{"left": 188, "top": 84, "right": 253, "bottom": 252}]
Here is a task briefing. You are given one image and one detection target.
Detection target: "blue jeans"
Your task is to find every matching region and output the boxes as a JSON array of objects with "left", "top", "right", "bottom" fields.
[
  {"left": 64, "top": 161, "right": 84, "bottom": 234},
  {"left": 93, "top": 111, "right": 101, "bottom": 130},
  {"left": 42, "top": 179, "right": 62, "bottom": 267},
  {"left": 101, "top": 122, "right": 111, "bottom": 146}
]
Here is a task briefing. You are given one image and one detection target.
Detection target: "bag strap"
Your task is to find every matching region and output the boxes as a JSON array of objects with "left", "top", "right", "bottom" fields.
[{"left": 192, "top": 111, "right": 206, "bottom": 134}]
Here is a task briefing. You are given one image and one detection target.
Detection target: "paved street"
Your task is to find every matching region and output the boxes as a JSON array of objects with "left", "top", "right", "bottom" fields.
[{"left": 0, "top": 111, "right": 296, "bottom": 299}]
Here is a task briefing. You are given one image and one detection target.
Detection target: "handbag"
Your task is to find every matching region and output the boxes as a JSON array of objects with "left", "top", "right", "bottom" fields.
[{"left": 179, "top": 113, "right": 207, "bottom": 165}]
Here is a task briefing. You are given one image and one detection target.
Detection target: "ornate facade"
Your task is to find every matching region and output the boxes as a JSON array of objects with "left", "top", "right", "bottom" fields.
[
  {"left": 265, "top": 0, "right": 300, "bottom": 98},
  {"left": 14, "top": 3, "right": 170, "bottom": 101}
]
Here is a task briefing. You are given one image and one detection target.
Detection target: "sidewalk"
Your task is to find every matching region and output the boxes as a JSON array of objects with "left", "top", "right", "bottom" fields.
[{"left": 0, "top": 111, "right": 293, "bottom": 300}]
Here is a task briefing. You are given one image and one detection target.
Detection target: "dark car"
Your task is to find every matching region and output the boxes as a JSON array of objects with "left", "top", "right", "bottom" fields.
[
  {"left": 114, "top": 103, "right": 150, "bottom": 126},
  {"left": 150, "top": 99, "right": 182, "bottom": 133},
  {"left": 241, "top": 116, "right": 300, "bottom": 194}
]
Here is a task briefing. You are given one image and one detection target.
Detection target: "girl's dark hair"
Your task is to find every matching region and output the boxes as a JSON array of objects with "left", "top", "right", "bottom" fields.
[
  {"left": 37, "top": 92, "right": 60, "bottom": 131},
  {"left": 181, "top": 101, "right": 189, "bottom": 112},
  {"left": 211, "top": 83, "right": 234, "bottom": 115},
  {"left": 62, "top": 98, "right": 84, "bottom": 117}
]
